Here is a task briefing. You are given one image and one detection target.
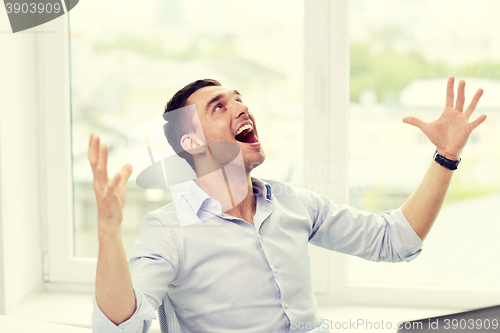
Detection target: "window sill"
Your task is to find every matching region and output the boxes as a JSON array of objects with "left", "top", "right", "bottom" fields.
[
  {"left": 5, "top": 291, "right": 457, "bottom": 332},
  {"left": 0, "top": 315, "right": 91, "bottom": 333}
]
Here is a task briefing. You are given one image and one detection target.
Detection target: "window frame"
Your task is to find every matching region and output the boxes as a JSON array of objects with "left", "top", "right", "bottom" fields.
[
  {"left": 304, "top": 0, "right": 500, "bottom": 309},
  {"left": 41, "top": 0, "right": 500, "bottom": 308},
  {"left": 40, "top": 15, "right": 97, "bottom": 287}
]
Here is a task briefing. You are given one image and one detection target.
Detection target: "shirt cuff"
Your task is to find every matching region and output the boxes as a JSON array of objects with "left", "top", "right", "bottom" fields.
[
  {"left": 384, "top": 207, "right": 424, "bottom": 262},
  {"left": 92, "top": 289, "right": 156, "bottom": 333}
]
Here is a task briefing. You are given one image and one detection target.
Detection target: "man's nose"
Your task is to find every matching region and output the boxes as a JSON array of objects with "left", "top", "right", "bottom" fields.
[{"left": 232, "top": 101, "right": 249, "bottom": 119}]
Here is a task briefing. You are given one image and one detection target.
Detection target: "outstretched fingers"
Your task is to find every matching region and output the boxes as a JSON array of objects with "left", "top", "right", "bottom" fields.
[
  {"left": 402, "top": 116, "right": 427, "bottom": 132},
  {"left": 469, "top": 114, "right": 487, "bottom": 131},
  {"left": 446, "top": 76, "right": 455, "bottom": 109},
  {"left": 121, "top": 163, "right": 133, "bottom": 182},
  {"left": 455, "top": 80, "right": 466, "bottom": 112},
  {"left": 94, "top": 143, "right": 109, "bottom": 186},
  {"left": 88, "top": 132, "right": 100, "bottom": 170},
  {"left": 107, "top": 164, "right": 133, "bottom": 197},
  {"left": 88, "top": 133, "right": 108, "bottom": 185},
  {"left": 108, "top": 172, "right": 122, "bottom": 193},
  {"left": 464, "top": 88, "right": 484, "bottom": 119}
]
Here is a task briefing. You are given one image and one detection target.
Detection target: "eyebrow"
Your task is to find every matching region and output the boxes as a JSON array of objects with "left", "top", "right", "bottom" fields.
[{"left": 205, "top": 90, "right": 242, "bottom": 113}]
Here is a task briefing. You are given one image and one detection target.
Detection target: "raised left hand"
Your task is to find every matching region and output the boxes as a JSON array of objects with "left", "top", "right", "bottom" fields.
[{"left": 402, "top": 76, "right": 486, "bottom": 160}]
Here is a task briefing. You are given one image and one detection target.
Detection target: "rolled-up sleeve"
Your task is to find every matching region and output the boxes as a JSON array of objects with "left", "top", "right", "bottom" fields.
[
  {"left": 92, "top": 290, "right": 156, "bottom": 333},
  {"left": 383, "top": 207, "right": 423, "bottom": 261},
  {"left": 296, "top": 188, "right": 423, "bottom": 262},
  {"left": 91, "top": 211, "right": 180, "bottom": 332}
]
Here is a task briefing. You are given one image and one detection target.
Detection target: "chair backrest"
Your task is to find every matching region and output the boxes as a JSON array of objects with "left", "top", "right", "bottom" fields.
[{"left": 158, "top": 294, "right": 183, "bottom": 333}]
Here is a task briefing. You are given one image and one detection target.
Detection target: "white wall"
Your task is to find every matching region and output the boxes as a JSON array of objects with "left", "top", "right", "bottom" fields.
[{"left": 0, "top": 11, "right": 43, "bottom": 312}]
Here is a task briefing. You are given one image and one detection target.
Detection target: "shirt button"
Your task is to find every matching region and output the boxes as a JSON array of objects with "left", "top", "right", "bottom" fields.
[
  {"left": 274, "top": 267, "right": 278, "bottom": 273},
  {"left": 285, "top": 303, "right": 289, "bottom": 308}
]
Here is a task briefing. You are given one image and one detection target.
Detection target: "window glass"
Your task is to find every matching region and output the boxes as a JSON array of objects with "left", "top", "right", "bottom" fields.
[
  {"left": 69, "top": 0, "right": 303, "bottom": 257},
  {"left": 348, "top": 0, "right": 500, "bottom": 289}
]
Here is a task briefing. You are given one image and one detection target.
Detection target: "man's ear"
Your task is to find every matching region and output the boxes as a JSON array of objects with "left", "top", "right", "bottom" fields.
[{"left": 180, "top": 134, "right": 206, "bottom": 155}]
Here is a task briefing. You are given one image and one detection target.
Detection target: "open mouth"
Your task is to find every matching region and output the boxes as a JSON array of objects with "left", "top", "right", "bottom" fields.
[{"left": 235, "top": 124, "right": 259, "bottom": 144}]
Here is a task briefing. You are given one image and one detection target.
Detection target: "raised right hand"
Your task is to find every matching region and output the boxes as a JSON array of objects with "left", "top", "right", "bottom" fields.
[
  {"left": 402, "top": 76, "right": 486, "bottom": 160},
  {"left": 87, "top": 132, "right": 133, "bottom": 237}
]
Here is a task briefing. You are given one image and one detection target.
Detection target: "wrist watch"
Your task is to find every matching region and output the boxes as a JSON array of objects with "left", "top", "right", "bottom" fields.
[{"left": 433, "top": 150, "right": 461, "bottom": 170}]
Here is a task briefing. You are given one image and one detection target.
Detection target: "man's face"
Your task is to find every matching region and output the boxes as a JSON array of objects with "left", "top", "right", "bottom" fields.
[{"left": 186, "top": 86, "right": 265, "bottom": 172}]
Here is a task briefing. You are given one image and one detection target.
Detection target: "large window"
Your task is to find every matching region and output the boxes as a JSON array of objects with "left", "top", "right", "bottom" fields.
[
  {"left": 348, "top": 0, "right": 500, "bottom": 292},
  {"left": 69, "top": 0, "right": 304, "bottom": 257},
  {"left": 43, "top": 0, "right": 500, "bottom": 308}
]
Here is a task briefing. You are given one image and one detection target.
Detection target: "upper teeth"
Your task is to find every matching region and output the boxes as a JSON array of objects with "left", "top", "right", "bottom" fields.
[{"left": 236, "top": 124, "right": 252, "bottom": 136}]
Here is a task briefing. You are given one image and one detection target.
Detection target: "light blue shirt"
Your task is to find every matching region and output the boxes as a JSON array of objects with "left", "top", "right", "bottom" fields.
[{"left": 92, "top": 178, "right": 423, "bottom": 333}]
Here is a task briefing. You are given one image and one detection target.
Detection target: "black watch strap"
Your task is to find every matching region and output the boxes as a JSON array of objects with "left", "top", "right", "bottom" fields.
[{"left": 433, "top": 150, "right": 461, "bottom": 170}]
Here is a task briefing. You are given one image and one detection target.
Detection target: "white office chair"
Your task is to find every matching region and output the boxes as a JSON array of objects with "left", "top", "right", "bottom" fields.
[{"left": 158, "top": 294, "right": 183, "bottom": 333}]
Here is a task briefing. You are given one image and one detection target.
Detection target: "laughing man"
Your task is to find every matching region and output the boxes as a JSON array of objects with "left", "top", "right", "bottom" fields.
[{"left": 90, "top": 77, "right": 485, "bottom": 333}]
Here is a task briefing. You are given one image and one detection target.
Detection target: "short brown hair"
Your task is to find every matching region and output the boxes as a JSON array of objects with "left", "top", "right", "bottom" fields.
[{"left": 163, "top": 79, "right": 221, "bottom": 169}]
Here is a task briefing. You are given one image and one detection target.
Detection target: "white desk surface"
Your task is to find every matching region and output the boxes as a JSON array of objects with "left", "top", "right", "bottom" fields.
[{"left": 0, "top": 315, "right": 91, "bottom": 332}]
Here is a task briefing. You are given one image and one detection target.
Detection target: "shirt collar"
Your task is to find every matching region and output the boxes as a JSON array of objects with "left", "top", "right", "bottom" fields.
[
  {"left": 251, "top": 177, "right": 272, "bottom": 201},
  {"left": 183, "top": 177, "right": 272, "bottom": 216},
  {"left": 184, "top": 179, "right": 213, "bottom": 215}
]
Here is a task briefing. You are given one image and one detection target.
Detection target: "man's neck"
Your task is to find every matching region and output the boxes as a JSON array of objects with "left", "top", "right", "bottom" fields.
[
  {"left": 224, "top": 178, "right": 256, "bottom": 225},
  {"left": 197, "top": 171, "right": 256, "bottom": 225}
]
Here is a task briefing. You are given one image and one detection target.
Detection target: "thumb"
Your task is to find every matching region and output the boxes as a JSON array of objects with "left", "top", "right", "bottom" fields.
[
  {"left": 402, "top": 116, "right": 426, "bottom": 131},
  {"left": 469, "top": 114, "right": 487, "bottom": 131},
  {"left": 121, "top": 163, "right": 133, "bottom": 182}
]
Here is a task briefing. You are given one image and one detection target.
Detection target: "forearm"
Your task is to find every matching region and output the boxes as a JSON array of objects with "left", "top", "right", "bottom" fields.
[
  {"left": 96, "top": 227, "right": 136, "bottom": 325},
  {"left": 401, "top": 159, "right": 453, "bottom": 241}
]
